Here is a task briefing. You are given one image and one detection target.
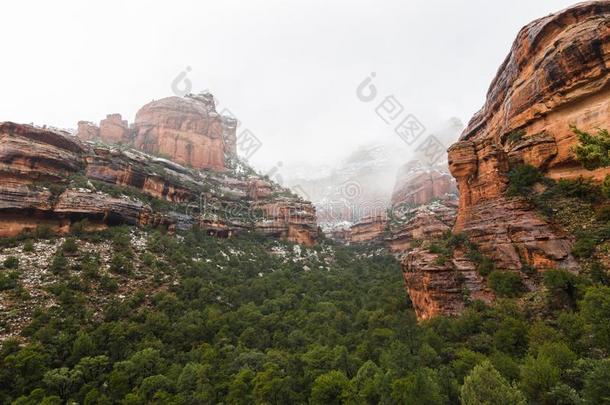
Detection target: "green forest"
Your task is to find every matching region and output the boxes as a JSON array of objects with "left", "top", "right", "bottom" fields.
[{"left": 0, "top": 226, "right": 609, "bottom": 404}]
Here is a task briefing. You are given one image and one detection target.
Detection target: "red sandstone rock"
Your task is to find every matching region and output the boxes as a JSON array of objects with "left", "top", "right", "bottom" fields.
[
  {"left": 405, "top": 2, "right": 610, "bottom": 319},
  {"left": 0, "top": 122, "right": 317, "bottom": 245},
  {"left": 349, "top": 213, "right": 388, "bottom": 244},
  {"left": 99, "top": 114, "right": 130, "bottom": 144},
  {"left": 387, "top": 199, "right": 458, "bottom": 254},
  {"left": 134, "top": 94, "right": 230, "bottom": 170},
  {"left": 253, "top": 199, "right": 318, "bottom": 246},
  {"left": 448, "top": 1, "right": 610, "bottom": 269},
  {"left": 403, "top": 247, "right": 492, "bottom": 320},
  {"left": 0, "top": 122, "right": 85, "bottom": 186},
  {"left": 75, "top": 121, "right": 100, "bottom": 142},
  {"left": 391, "top": 160, "right": 457, "bottom": 207}
]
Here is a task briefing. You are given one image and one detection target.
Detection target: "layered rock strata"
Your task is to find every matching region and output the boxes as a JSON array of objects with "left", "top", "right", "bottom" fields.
[
  {"left": 403, "top": 1, "right": 610, "bottom": 319},
  {"left": 75, "top": 92, "right": 238, "bottom": 171},
  {"left": 0, "top": 122, "right": 317, "bottom": 245}
]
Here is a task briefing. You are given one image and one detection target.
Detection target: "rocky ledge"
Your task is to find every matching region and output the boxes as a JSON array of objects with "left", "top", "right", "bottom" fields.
[{"left": 0, "top": 122, "right": 318, "bottom": 245}]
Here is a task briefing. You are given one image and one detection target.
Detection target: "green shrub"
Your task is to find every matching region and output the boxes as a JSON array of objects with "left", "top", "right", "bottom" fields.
[
  {"left": 3, "top": 256, "right": 19, "bottom": 269},
  {"left": 506, "top": 164, "right": 543, "bottom": 196},
  {"left": 466, "top": 245, "right": 495, "bottom": 276},
  {"left": 488, "top": 271, "right": 523, "bottom": 297},
  {"left": 70, "top": 219, "right": 90, "bottom": 236},
  {"left": 50, "top": 253, "right": 68, "bottom": 275},
  {"left": 0, "top": 271, "right": 19, "bottom": 290},
  {"left": 23, "top": 240, "right": 34, "bottom": 253},
  {"left": 460, "top": 361, "right": 526, "bottom": 405},
  {"left": 589, "top": 260, "right": 610, "bottom": 285},
  {"left": 34, "top": 225, "right": 53, "bottom": 239},
  {"left": 551, "top": 177, "right": 601, "bottom": 203},
  {"left": 61, "top": 238, "right": 78, "bottom": 254},
  {"left": 520, "top": 262, "right": 536, "bottom": 275},
  {"left": 595, "top": 205, "right": 610, "bottom": 221},
  {"left": 476, "top": 257, "right": 495, "bottom": 276},
  {"left": 100, "top": 275, "right": 118, "bottom": 292},
  {"left": 543, "top": 269, "right": 581, "bottom": 309},
  {"left": 572, "top": 126, "right": 610, "bottom": 170},
  {"left": 571, "top": 233, "right": 597, "bottom": 258},
  {"left": 110, "top": 253, "right": 134, "bottom": 275},
  {"left": 81, "top": 253, "right": 101, "bottom": 280},
  {"left": 506, "top": 129, "right": 525, "bottom": 145},
  {"left": 141, "top": 252, "right": 155, "bottom": 267},
  {"left": 602, "top": 175, "right": 610, "bottom": 199}
]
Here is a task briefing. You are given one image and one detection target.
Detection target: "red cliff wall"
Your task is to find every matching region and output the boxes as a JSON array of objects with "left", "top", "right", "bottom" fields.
[{"left": 403, "top": 1, "right": 610, "bottom": 319}]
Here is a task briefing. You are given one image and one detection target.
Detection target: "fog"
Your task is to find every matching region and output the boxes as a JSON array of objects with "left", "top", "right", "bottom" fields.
[{"left": 0, "top": 0, "right": 576, "bottom": 172}]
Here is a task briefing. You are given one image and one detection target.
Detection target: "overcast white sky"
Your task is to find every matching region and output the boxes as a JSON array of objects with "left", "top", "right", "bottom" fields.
[{"left": 0, "top": 0, "right": 576, "bottom": 169}]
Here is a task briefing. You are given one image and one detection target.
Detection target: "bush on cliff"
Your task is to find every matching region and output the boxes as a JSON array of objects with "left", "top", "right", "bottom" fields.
[
  {"left": 506, "top": 129, "right": 526, "bottom": 145},
  {"left": 572, "top": 126, "right": 610, "bottom": 170},
  {"left": 3, "top": 256, "right": 19, "bottom": 269},
  {"left": 0, "top": 271, "right": 19, "bottom": 291},
  {"left": 506, "top": 164, "right": 543, "bottom": 196},
  {"left": 488, "top": 271, "right": 523, "bottom": 297},
  {"left": 543, "top": 269, "right": 583, "bottom": 310}
]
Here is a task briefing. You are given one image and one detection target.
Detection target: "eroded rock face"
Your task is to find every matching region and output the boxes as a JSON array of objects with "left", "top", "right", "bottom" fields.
[
  {"left": 449, "top": 1, "right": 610, "bottom": 269},
  {"left": 99, "top": 114, "right": 131, "bottom": 144},
  {"left": 403, "top": 247, "right": 491, "bottom": 320},
  {"left": 254, "top": 200, "right": 318, "bottom": 245},
  {"left": 404, "top": 1, "right": 610, "bottom": 320},
  {"left": 76, "top": 121, "right": 100, "bottom": 142},
  {"left": 349, "top": 214, "right": 388, "bottom": 244},
  {"left": 0, "top": 122, "right": 85, "bottom": 186},
  {"left": 387, "top": 199, "right": 458, "bottom": 254},
  {"left": 134, "top": 94, "right": 229, "bottom": 170},
  {"left": 391, "top": 161, "right": 457, "bottom": 207},
  {"left": 460, "top": 1, "right": 610, "bottom": 183},
  {"left": 0, "top": 122, "right": 318, "bottom": 245},
  {"left": 75, "top": 93, "right": 237, "bottom": 170}
]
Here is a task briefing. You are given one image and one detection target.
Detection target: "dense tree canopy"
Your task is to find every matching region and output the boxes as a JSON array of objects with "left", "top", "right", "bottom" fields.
[{"left": 0, "top": 227, "right": 609, "bottom": 403}]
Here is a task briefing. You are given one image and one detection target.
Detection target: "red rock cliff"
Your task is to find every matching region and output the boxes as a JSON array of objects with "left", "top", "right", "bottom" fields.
[
  {"left": 0, "top": 122, "right": 317, "bottom": 245},
  {"left": 75, "top": 93, "right": 237, "bottom": 171},
  {"left": 403, "top": 1, "right": 610, "bottom": 319},
  {"left": 134, "top": 94, "right": 229, "bottom": 170},
  {"left": 391, "top": 160, "right": 457, "bottom": 207}
]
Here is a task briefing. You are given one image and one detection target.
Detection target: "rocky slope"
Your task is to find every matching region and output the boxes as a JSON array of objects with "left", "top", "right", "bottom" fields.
[
  {"left": 0, "top": 117, "right": 318, "bottom": 245},
  {"left": 403, "top": 1, "right": 610, "bottom": 320}
]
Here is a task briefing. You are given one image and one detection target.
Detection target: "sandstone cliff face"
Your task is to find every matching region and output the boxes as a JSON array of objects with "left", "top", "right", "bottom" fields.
[
  {"left": 75, "top": 93, "right": 237, "bottom": 171},
  {"left": 387, "top": 199, "right": 457, "bottom": 254},
  {"left": 0, "top": 122, "right": 317, "bottom": 245},
  {"left": 99, "top": 114, "right": 130, "bottom": 144},
  {"left": 134, "top": 94, "right": 228, "bottom": 170},
  {"left": 403, "top": 1, "right": 610, "bottom": 320},
  {"left": 450, "top": 1, "right": 609, "bottom": 269},
  {"left": 349, "top": 214, "right": 388, "bottom": 244},
  {"left": 345, "top": 160, "right": 459, "bottom": 247},
  {"left": 391, "top": 161, "right": 457, "bottom": 207},
  {"left": 76, "top": 121, "right": 99, "bottom": 142}
]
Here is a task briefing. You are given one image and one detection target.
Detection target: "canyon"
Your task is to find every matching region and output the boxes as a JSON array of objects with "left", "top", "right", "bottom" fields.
[{"left": 1, "top": 2, "right": 609, "bottom": 325}]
